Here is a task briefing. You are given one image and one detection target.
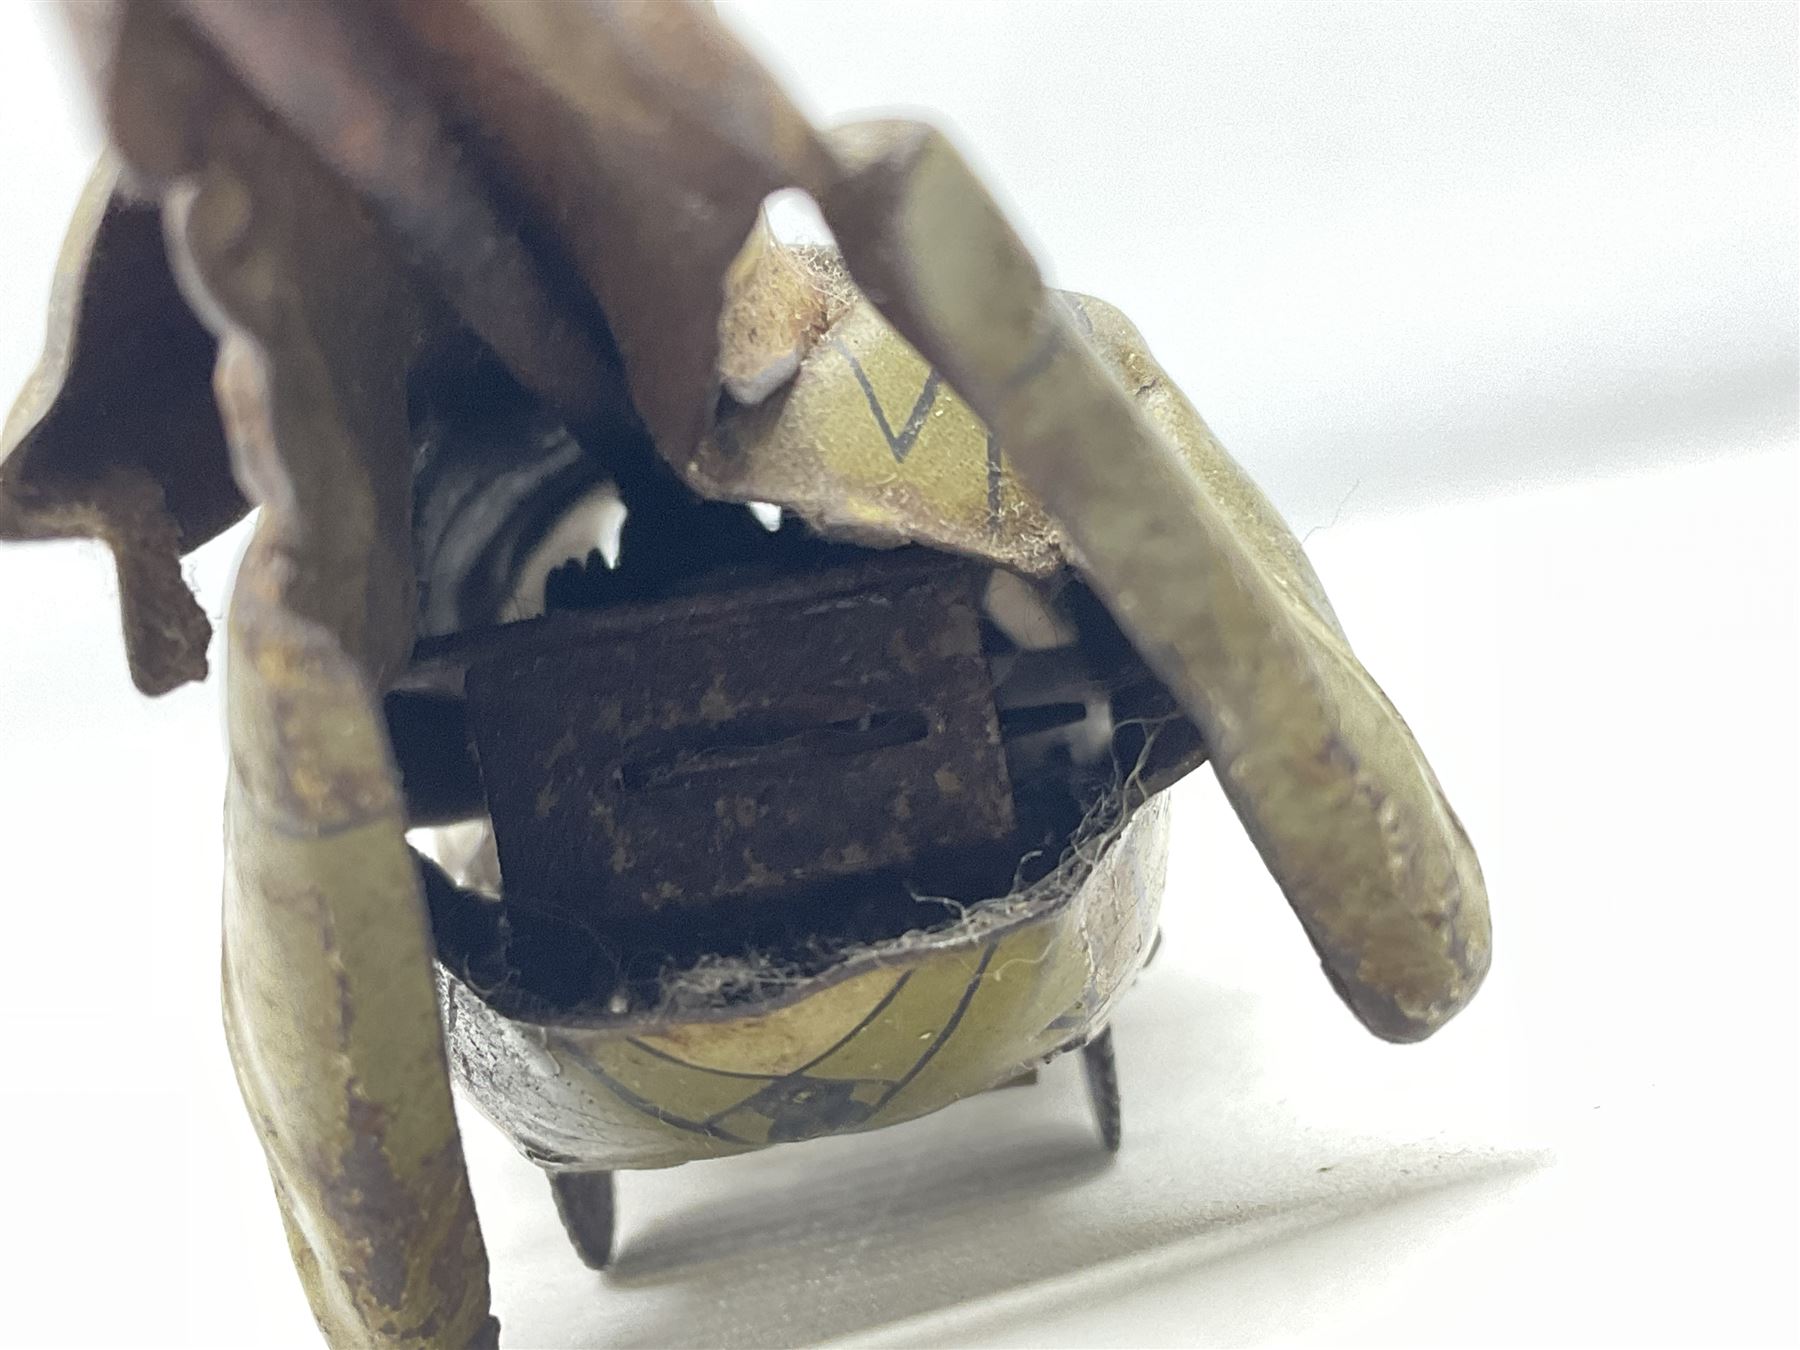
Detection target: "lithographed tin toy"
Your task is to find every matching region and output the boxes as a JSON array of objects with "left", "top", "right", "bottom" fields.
[{"left": 0, "top": 4, "right": 1490, "bottom": 1346}]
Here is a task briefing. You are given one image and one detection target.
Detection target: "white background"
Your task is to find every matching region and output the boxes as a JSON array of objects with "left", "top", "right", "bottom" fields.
[{"left": 1, "top": 2, "right": 1795, "bottom": 1347}]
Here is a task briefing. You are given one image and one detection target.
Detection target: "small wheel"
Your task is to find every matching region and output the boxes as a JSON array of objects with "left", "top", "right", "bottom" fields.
[
  {"left": 549, "top": 1169, "right": 616, "bottom": 1270},
  {"left": 1080, "top": 1027, "right": 1122, "bottom": 1153}
]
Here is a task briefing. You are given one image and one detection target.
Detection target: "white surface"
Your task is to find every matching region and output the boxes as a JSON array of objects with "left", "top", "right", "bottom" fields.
[{"left": 1, "top": 4, "right": 1796, "bottom": 1348}]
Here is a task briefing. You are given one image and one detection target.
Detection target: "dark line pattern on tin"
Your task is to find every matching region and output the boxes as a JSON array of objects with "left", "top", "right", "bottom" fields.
[
  {"left": 827, "top": 334, "right": 942, "bottom": 463},
  {"left": 696, "top": 970, "right": 915, "bottom": 1127},
  {"left": 872, "top": 941, "right": 999, "bottom": 1114},
  {"left": 781, "top": 969, "right": 914, "bottom": 1078},
  {"left": 563, "top": 1044, "right": 754, "bottom": 1145},
  {"left": 626, "top": 969, "right": 914, "bottom": 1088},
  {"left": 622, "top": 1038, "right": 780, "bottom": 1081}
]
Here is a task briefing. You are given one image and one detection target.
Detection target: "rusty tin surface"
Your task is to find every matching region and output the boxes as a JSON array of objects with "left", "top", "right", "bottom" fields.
[{"left": 1, "top": 4, "right": 1491, "bottom": 1346}]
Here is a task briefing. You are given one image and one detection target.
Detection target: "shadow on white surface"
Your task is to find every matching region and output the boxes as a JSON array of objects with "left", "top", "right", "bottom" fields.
[{"left": 471, "top": 959, "right": 1547, "bottom": 1349}]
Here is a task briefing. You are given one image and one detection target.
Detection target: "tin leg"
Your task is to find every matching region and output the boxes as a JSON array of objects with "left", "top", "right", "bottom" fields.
[
  {"left": 549, "top": 1169, "right": 616, "bottom": 1271},
  {"left": 1080, "top": 1028, "right": 1122, "bottom": 1153}
]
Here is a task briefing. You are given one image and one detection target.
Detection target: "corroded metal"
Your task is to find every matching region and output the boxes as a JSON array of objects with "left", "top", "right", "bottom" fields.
[
  {"left": 438, "top": 795, "right": 1169, "bottom": 1172},
  {"left": 1, "top": 3, "right": 1494, "bottom": 1346},
  {"left": 370, "top": 0, "right": 834, "bottom": 454},
  {"left": 59, "top": 7, "right": 495, "bottom": 1347},
  {"left": 171, "top": 0, "right": 623, "bottom": 426},
  {"left": 822, "top": 122, "right": 1488, "bottom": 1041},
  {"left": 461, "top": 551, "right": 1017, "bottom": 929},
  {"left": 0, "top": 160, "right": 242, "bottom": 693}
]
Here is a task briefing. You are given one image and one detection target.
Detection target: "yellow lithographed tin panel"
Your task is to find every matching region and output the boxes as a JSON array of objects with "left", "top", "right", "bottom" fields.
[
  {"left": 633, "top": 965, "right": 906, "bottom": 1079},
  {"left": 442, "top": 794, "right": 1170, "bottom": 1170},
  {"left": 686, "top": 300, "right": 1062, "bottom": 574},
  {"left": 584, "top": 1038, "right": 772, "bottom": 1124},
  {"left": 868, "top": 922, "right": 1067, "bottom": 1127}
]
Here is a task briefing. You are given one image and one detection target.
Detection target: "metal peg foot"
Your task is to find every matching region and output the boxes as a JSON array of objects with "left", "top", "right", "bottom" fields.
[
  {"left": 549, "top": 1169, "right": 616, "bottom": 1270},
  {"left": 1080, "top": 1027, "right": 1122, "bottom": 1152}
]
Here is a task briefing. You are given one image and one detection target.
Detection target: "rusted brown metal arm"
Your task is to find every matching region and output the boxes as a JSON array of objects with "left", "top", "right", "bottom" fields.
[{"left": 170, "top": 0, "right": 624, "bottom": 427}]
